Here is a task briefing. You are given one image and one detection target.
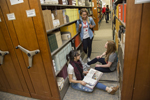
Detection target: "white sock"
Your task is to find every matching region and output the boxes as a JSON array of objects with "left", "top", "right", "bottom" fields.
[{"left": 107, "top": 87, "right": 113, "bottom": 93}]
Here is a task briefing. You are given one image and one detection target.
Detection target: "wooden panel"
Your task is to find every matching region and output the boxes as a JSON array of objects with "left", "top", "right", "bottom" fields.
[
  {"left": 0, "top": 0, "right": 35, "bottom": 94},
  {"left": 92, "top": 0, "right": 99, "bottom": 30},
  {"left": 4, "top": 0, "right": 53, "bottom": 98},
  {"left": 0, "top": 6, "right": 30, "bottom": 94},
  {"left": 0, "top": 0, "right": 60, "bottom": 99},
  {"left": 132, "top": 3, "right": 150, "bottom": 100},
  {"left": 121, "top": 0, "right": 143, "bottom": 100},
  {"left": 28, "top": 0, "right": 60, "bottom": 99},
  {"left": 0, "top": 16, "right": 24, "bottom": 92}
]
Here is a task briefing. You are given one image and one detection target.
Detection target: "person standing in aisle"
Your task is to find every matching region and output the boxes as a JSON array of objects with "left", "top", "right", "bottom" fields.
[
  {"left": 76, "top": 8, "right": 95, "bottom": 62},
  {"left": 106, "top": 5, "right": 110, "bottom": 23},
  {"left": 102, "top": 5, "right": 106, "bottom": 20}
]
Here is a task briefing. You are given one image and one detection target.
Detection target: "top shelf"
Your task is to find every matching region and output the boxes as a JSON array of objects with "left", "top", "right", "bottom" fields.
[{"left": 41, "top": 4, "right": 92, "bottom": 8}]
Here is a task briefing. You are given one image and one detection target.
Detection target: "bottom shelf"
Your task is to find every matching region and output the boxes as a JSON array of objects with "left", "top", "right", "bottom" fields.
[{"left": 60, "top": 78, "right": 70, "bottom": 99}]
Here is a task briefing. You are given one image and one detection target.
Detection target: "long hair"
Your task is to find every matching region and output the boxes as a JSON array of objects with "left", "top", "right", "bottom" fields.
[
  {"left": 66, "top": 50, "right": 79, "bottom": 63},
  {"left": 80, "top": 8, "right": 89, "bottom": 23},
  {"left": 105, "top": 41, "right": 116, "bottom": 62}
]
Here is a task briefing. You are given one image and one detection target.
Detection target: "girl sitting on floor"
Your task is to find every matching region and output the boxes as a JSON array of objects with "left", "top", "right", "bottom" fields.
[
  {"left": 67, "top": 50, "right": 119, "bottom": 94},
  {"left": 86, "top": 41, "right": 117, "bottom": 73}
]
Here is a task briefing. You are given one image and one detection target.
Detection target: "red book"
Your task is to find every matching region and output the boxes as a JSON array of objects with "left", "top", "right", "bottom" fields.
[
  {"left": 119, "top": 4, "right": 123, "bottom": 21},
  {"left": 124, "top": 4, "right": 126, "bottom": 24},
  {"left": 75, "top": 34, "right": 81, "bottom": 48}
]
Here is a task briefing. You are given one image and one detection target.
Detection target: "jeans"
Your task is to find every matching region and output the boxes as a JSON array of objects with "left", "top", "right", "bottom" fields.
[
  {"left": 87, "top": 58, "right": 112, "bottom": 73},
  {"left": 71, "top": 82, "right": 106, "bottom": 92},
  {"left": 83, "top": 37, "right": 93, "bottom": 58}
]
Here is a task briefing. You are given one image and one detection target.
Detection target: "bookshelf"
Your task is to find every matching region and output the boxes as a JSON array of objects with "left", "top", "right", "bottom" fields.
[
  {"left": 0, "top": 0, "right": 93, "bottom": 100},
  {"left": 112, "top": 0, "right": 150, "bottom": 100}
]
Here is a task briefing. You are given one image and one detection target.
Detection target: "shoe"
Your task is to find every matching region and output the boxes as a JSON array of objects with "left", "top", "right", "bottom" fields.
[
  {"left": 109, "top": 85, "right": 119, "bottom": 95},
  {"left": 85, "top": 63, "right": 90, "bottom": 68},
  {"left": 87, "top": 58, "right": 91, "bottom": 62}
]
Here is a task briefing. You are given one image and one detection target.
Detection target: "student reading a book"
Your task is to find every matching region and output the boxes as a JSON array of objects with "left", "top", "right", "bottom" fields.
[
  {"left": 76, "top": 8, "right": 95, "bottom": 62},
  {"left": 86, "top": 41, "right": 117, "bottom": 73},
  {"left": 66, "top": 50, "right": 119, "bottom": 94}
]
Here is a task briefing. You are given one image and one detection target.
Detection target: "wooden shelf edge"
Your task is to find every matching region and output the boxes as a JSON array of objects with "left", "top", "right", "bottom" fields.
[
  {"left": 51, "top": 33, "right": 79, "bottom": 56},
  {"left": 118, "top": 38, "right": 125, "bottom": 57},
  {"left": 116, "top": 16, "right": 126, "bottom": 27},
  {"left": 47, "top": 20, "right": 78, "bottom": 34},
  {"left": 41, "top": 4, "right": 92, "bottom": 8},
  {"left": 76, "top": 42, "right": 82, "bottom": 50}
]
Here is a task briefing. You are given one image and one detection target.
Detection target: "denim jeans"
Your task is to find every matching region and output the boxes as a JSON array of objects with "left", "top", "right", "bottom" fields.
[{"left": 71, "top": 82, "right": 106, "bottom": 92}]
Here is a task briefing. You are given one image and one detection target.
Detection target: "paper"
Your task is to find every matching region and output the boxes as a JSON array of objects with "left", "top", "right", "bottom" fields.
[
  {"left": 0, "top": 18, "right": 1, "bottom": 22},
  {"left": 7, "top": 13, "right": 16, "bottom": 21},
  {"left": 135, "top": 0, "right": 150, "bottom": 4},
  {"left": 26, "top": 9, "right": 36, "bottom": 18},
  {"left": 10, "top": 0, "right": 24, "bottom": 5},
  {"left": 83, "top": 68, "right": 103, "bottom": 89}
]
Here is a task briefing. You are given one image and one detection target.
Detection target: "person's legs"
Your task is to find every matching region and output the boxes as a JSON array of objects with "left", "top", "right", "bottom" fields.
[
  {"left": 95, "top": 67, "right": 113, "bottom": 73},
  {"left": 71, "top": 83, "right": 93, "bottom": 92},
  {"left": 95, "top": 82, "right": 107, "bottom": 90},
  {"left": 82, "top": 38, "right": 88, "bottom": 55},
  {"left": 87, "top": 38, "right": 92, "bottom": 58},
  {"left": 87, "top": 58, "right": 99, "bottom": 65},
  {"left": 87, "top": 58, "right": 106, "bottom": 65}
]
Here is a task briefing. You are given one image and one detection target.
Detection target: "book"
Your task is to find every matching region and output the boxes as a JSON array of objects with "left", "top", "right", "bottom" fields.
[{"left": 83, "top": 68, "right": 103, "bottom": 89}]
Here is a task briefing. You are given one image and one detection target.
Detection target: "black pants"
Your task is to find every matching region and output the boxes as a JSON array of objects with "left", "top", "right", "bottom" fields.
[
  {"left": 83, "top": 37, "right": 93, "bottom": 58},
  {"left": 106, "top": 13, "right": 109, "bottom": 23},
  {"left": 87, "top": 58, "right": 112, "bottom": 73}
]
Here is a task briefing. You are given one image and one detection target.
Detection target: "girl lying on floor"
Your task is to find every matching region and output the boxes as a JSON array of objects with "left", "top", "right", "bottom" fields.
[
  {"left": 67, "top": 50, "right": 119, "bottom": 93},
  {"left": 85, "top": 41, "right": 118, "bottom": 73}
]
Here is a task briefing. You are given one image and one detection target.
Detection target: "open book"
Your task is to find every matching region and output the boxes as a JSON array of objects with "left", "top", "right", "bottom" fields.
[{"left": 83, "top": 68, "right": 103, "bottom": 89}]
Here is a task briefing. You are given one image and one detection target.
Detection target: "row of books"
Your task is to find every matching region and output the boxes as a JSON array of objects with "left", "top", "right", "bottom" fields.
[
  {"left": 40, "top": 0, "right": 92, "bottom": 7},
  {"left": 116, "top": 3, "right": 126, "bottom": 24},
  {"left": 47, "top": 22, "right": 80, "bottom": 51},
  {"left": 42, "top": 9, "right": 79, "bottom": 31}
]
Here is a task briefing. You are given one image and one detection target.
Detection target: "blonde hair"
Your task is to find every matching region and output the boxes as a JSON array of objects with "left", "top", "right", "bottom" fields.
[{"left": 105, "top": 41, "right": 116, "bottom": 62}]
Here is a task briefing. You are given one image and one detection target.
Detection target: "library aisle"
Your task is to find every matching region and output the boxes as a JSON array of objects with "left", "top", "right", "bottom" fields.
[
  {"left": 0, "top": 19, "right": 119, "bottom": 100},
  {"left": 63, "top": 19, "right": 119, "bottom": 100}
]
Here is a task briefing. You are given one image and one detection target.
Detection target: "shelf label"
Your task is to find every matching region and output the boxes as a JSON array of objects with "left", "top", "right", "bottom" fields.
[
  {"left": 26, "top": 9, "right": 36, "bottom": 18},
  {"left": 10, "top": 0, "right": 24, "bottom": 5},
  {"left": 7, "top": 13, "right": 16, "bottom": 21},
  {"left": 0, "top": 18, "right": 1, "bottom": 22},
  {"left": 135, "top": 0, "right": 150, "bottom": 4}
]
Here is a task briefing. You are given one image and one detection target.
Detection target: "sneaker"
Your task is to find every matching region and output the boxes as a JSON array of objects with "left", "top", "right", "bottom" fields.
[
  {"left": 109, "top": 85, "right": 119, "bottom": 95},
  {"left": 87, "top": 58, "right": 91, "bottom": 62},
  {"left": 85, "top": 63, "right": 90, "bottom": 68}
]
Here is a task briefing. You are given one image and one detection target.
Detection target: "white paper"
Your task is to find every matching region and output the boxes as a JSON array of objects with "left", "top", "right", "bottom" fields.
[
  {"left": 83, "top": 68, "right": 103, "bottom": 89},
  {"left": 135, "top": 0, "right": 150, "bottom": 4},
  {"left": 26, "top": 9, "right": 36, "bottom": 18},
  {"left": 0, "top": 18, "right": 1, "bottom": 22},
  {"left": 7, "top": 13, "right": 16, "bottom": 21},
  {"left": 10, "top": 0, "right": 24, "bottom": 5}
]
